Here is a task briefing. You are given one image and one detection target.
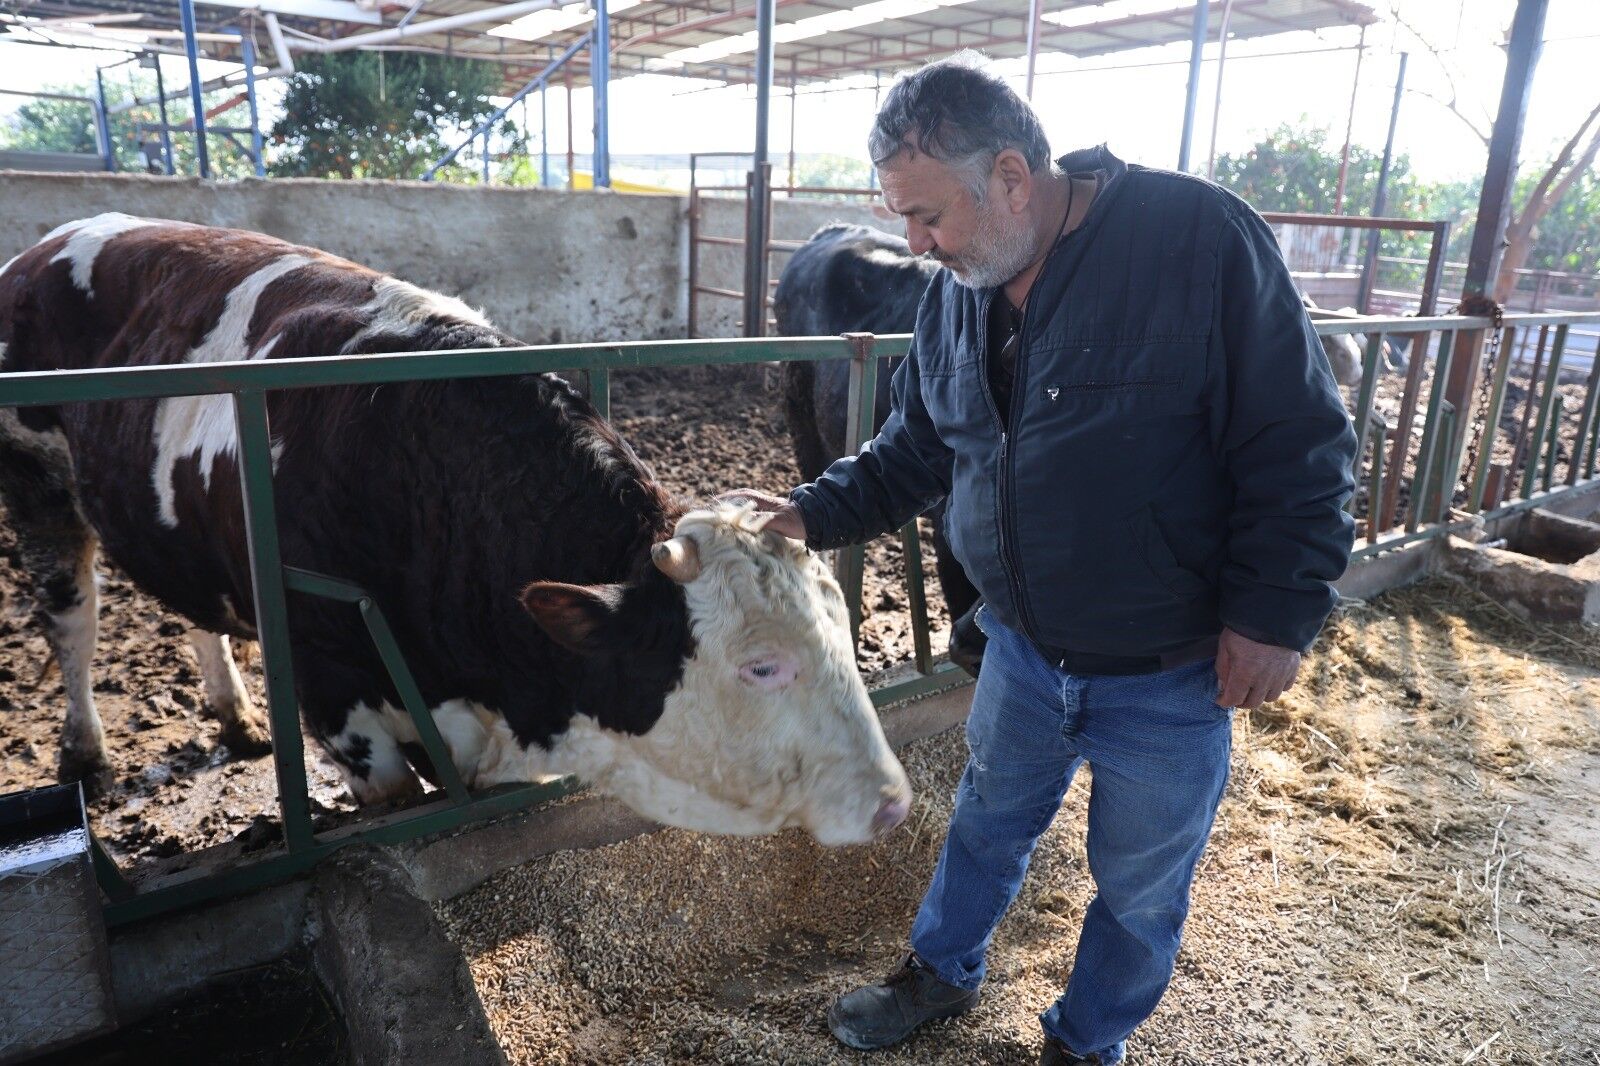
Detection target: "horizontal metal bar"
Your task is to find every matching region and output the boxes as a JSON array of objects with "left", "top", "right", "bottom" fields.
[
  {"left": 1350, "top": 477, "right": 1600, "bottom": 561},
  {"left": 283, "top": 566, "right": 368, "bottom": 603},
  {"left": 0, "top": 335, "right": 915, "bottom": 408},
  {"left": 692, "top": 285, "right": 744, "bottom": 300},
  {"left": 775, "top": 186, "right": 882, "bottom": 196},
  {"left": 0, "top": 87, "right": 95, "bottom": 103},
  {"left": 1313, "top": 311, "right": 1600, "bottom": 336},
  {"left": 1260, "top": 212, "right": 1446, "bottom": 232},
  {"left": 870, "top": 662, "right": 972, "bottom": 708},
  {"left": 693, "top": 234, "right": 745, "bottom": 247},
  {"left": 103, "top": 778, "right": 582, "bottom": 928}
]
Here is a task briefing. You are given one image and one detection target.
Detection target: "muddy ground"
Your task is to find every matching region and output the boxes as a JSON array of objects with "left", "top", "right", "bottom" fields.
[
  {"left": 0, "top": 364, "right": 947, "bottom": 862},
  {"left": 440, "top": 578, "right": 1600, "bottom": 1065}
]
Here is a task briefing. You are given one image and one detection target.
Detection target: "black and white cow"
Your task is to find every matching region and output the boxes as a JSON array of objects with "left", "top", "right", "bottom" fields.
[
  {"left": 0, "top": 214, "right": 911, "bottom": 845},
  {"left": 774, "top": 223, "right": 984, "bottom": 674}
]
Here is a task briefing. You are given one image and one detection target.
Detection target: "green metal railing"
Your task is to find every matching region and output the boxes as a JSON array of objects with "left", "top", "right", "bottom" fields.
[
  {"left": 1316, "top": 310, "right": 1600, "bottom": 558},
  {"left": 5, "top": 311, "right": 1600, "bottom": 926},
  {"left": 0, "top": 332, "right": 964, "bottom": 926}
]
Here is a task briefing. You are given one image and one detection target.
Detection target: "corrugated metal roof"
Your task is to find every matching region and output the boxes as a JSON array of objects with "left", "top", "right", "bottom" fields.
[{"left": 0, "top": 0, "right": 1378, "bottom": 92}]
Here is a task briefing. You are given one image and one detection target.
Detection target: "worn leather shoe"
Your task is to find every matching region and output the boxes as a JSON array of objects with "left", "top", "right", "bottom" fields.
[
  {"left": 1040, "top": 1035, "right": 1103, "bottom": 1065},
  {"left": 827, "top": 951, "right": 980, "bottom": 1050}
]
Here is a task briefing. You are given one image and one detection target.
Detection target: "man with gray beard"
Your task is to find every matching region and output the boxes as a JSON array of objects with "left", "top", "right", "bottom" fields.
[{"left": 726, "top": 53, "right": 1355, "bottom": 1064}]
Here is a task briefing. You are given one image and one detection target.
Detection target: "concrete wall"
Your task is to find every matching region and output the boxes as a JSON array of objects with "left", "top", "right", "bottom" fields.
[
  {"left": 0, "top": 171, "right": 904, "bottom": 343},
  {"left": 0, "top": 172, "right": 686, "bottom": 345}
]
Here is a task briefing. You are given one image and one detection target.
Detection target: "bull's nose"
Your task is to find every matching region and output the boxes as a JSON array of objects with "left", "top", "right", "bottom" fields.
[{"left": 872, "top": 796, "right": 910, "bottom": 838}]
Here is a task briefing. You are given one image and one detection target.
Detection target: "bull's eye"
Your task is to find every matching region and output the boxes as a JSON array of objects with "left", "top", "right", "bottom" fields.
[{"left": 739, "top": 654, "right": 799, "bottom": 690}]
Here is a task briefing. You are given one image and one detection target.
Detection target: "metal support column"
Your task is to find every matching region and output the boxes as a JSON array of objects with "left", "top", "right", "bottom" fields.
[
  {"left": 1176, "top": 0, "right": 1209, "bottom": 172},
  {"left": 869, "top": 70, "right": 882, "bottom": 190},
  {"left": 240, "top": 33, "right": 265, "bottom": 178},
  {"left": 1358, "top": 51, "right": 1406, "bottom": 313},
  {"left": 742, "top": 0, "right": 776, "bottom": 338},
  {"left": 565, "top": 67, "right": 575, "bottom": 190},
  {"left": 1204, "top": 0, "right": 1235, "bottom": 180},
  {"left": 92, "top": 68, "right": 115, "bottom": 173},
  {"left": 592, "top": 0, "right": 611, "bottom": 188},
  {"left": 1462, "top": 0, "right": 1549, "bottom": 301},
  {"left": 178, "top": 0, "right": 211, "bottom": 179},
  {"left": 787, "top": 67, "right": 797, "bottom": 192},
  {"left": 1024, "top": 0, "right": 1044, "bottom": 99},
  {"left": 1333, "top": 24, "right": 1367, "bottom": 213},
  {"left": 540, "top": 81, "right": 549, "bottom": 188},
  {"left": 152, "top": 56, "right": 176, "bottom": 176},
  {"left": 1449, "top": 0, "right": 1548, "bottom": 492}
]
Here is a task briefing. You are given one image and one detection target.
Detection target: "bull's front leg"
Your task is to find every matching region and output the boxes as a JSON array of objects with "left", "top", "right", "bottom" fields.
[{"left": 187, "top": 628, "right": 272, "bottom": 756}]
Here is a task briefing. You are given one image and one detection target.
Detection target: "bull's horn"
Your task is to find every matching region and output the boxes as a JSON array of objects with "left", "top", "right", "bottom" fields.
[{"left": 651, "top": 536, "right": 701, "bottom": 583}]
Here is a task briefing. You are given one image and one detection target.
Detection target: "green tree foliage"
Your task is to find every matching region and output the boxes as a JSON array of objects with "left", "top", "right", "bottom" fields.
[
  {"left": 1213, "top": 122, "right": 1600, "bottom": 282},
  {"left": 268, "top": 52, "right": 514, "bottom": 180},
  {"left": 0, "top": 76, "right": 259, "bottom": 178},
  {"left": 1211, "top": 123, "right": 1421, "bottom": 215},
  {"left": 0, "top": 91, "right": 100, "bottom": 156},
  {"left": 792, "top": 153, "right": 873, "bottom": 190},
  {"left": 1523, "top": 166, "right": 1600, "bottom": 275}
]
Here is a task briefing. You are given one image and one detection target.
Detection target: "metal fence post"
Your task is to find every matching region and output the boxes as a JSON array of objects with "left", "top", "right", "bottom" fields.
[
  {"left": 1566, "top": 345, "right": 1600, "bottom": 486},
  {"left": 1348, "top": 331, "right": 1385, "bottom": 492},
  {"left": 1406, "top": 333, "right": 1454, "bottom": 533},
  {"left": 1522, "top": 324, "right": 1567, "bottom": 498},
  {"left": 836, "top": 333, "right": 879, "bottom": 641},
  {"left": 1367, "top": 425, "right": 1386, "bottom": 546},
  {"left": 899, "top": 522, "right": 935, "bottom": 676},
  {"left": 92, "top": 69, "right": 116, "bottom": 173},
  {"left": 232, "top": 390, "right": 314, "bottom": 853},
  {"left": 1542, "top": 396, "right": 1562, "bottom": 493}
]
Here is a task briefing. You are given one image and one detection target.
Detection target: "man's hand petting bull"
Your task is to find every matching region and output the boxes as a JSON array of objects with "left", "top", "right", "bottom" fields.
[
  {"left": 716, "top": 489, "right": 808, "bottom": 542},
  {"left": 1215, "top": 627, "right": 1302, "bottom": 709}
]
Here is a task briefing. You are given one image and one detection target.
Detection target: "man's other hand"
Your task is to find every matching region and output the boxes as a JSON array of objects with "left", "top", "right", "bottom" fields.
[
  {"left": 715, "top": 489, "right": 808, "bottom": 542},
  {"left": 1215, "top": 627, "right": 1301, "bottom": 709}
]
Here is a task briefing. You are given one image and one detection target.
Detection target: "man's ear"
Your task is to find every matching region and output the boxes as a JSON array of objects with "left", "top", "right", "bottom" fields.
[
  {"left": 993, "top": 147, "right": 1033, "bottom": 212},
  {"left": 521, "top": 582, "right": 625, "bottom": 653}
]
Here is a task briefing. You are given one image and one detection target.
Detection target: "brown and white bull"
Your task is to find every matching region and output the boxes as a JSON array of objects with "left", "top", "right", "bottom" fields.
[{"left": 0, "top": 213, "right": 911, "bottom": 845}]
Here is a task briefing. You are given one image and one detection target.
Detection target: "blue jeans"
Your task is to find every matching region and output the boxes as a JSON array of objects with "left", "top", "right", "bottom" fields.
[{"left": 910, "top": 607, "right": 1232, "bottom": 1064}]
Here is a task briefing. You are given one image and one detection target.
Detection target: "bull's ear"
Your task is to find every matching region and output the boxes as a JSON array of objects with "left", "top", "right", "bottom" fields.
[{"left": 520, "top": 582, "right": 624, "bottom": 653}]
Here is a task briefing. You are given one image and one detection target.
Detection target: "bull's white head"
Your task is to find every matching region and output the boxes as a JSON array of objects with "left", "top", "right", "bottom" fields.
[{"left": 521, "top": 504, "right": 911, "bottom": 846}]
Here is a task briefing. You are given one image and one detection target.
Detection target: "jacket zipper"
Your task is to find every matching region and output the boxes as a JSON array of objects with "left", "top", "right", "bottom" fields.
[{"left": 977, "top": 291, "right": 1042, "bottom": 646}]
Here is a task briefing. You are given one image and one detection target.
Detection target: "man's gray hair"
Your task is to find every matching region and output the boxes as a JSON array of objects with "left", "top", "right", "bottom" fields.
[{"left": 868, "top": 51, "right": 1051, "bottom": 200}]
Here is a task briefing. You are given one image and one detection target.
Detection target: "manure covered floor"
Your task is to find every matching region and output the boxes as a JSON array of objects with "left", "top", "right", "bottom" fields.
[{"left": 440, "top": 578, "right": 1600, "bottom": 1065}]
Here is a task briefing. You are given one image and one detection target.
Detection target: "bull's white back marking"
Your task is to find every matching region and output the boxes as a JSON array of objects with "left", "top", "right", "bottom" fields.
[
  {"left": 152, "top": 257, "right": 310, "bottom": 527},
  {"left": 340, "top": 275, "right": 490, "bottom": 353},
  {"left": 46, "top": 213, "right": 159, "bottom": 298}
]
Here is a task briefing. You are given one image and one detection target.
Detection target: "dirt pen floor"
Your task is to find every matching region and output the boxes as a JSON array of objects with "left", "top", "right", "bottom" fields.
[
  {"left": 438, "top": 577, "right": 1600, "bottom": 1066},
  {"left": 3, "top": 366, "right": 1598, "bottom": 1065}
]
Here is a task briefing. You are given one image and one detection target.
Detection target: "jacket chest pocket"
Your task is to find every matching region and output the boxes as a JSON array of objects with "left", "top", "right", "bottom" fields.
[{"left": 1026, "top": 341, "right": 1203, "bottom": 413}]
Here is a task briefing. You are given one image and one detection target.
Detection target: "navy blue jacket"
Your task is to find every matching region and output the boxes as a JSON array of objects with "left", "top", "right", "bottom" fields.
[{"left": 790, "top": 147, "right": 1357, "bottom": 656}]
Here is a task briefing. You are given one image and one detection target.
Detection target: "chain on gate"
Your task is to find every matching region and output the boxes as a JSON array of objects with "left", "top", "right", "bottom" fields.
[{"left": 1450, "top": 293, "right": 1505, "bottom": 507}]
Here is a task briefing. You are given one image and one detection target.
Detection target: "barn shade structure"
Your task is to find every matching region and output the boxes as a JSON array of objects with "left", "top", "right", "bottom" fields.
[{"left": 1, "top": 0, "right": 1378, "bottom": 181}]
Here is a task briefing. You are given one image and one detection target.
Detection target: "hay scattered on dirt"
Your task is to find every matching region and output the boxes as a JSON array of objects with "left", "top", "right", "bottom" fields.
[{"left": 440, "top": 577, "right": 1600, "bottom": 1065}]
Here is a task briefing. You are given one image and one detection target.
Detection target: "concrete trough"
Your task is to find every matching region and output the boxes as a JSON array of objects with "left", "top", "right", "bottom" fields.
[
  {"left": 31, "top": 682, "right": 974, "bottom": 1063},
  {"left": 1444, "top": 508, "right": 1600, "bottom": 624}
]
